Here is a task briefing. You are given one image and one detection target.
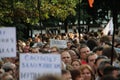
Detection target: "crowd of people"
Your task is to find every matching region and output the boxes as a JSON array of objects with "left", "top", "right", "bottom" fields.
[{"left": 0, "top": 28, "right": 120, "bottom": 80}]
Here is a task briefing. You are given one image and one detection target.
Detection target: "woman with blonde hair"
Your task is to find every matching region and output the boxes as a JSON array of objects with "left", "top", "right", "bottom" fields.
[{"left": 80, "top": 64, "right": 95, "bottom": 80}]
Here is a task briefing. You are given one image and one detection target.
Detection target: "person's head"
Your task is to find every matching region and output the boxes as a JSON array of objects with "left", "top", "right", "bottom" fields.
[
  {"left": 50, "top": 46, "right": 60, "bottom": 54},
  {"left": 79, "top": 44, "right": 91, "bottom": 60},
  {"left": 100, "top": 75, "right": 118, "bottom": 80},
  {"left": 97, "top": 59, "right": 111, "bottom": 77},
  {"left": 0, "top": 73, "right": 14, "bottom": 80},
  {"left": 36, "top": 74, "right": 63, "bottom": 80},
  {"left": 67, "top": 41, "right": 73, "bottom": 49},
  {"left": 114, "top": 37, "right": 120, "bottom": 47},
  {"left": 87, "top": 38, "right": 98, "bottom": 50},
  {"left": 86, "top": 53, "right": 98, "bottom": 68},
  {"left": 23, "top": 41, "right": 30, "bottom": 53},
  {"left": 71, "top": 59, "right": 81, "bottom": 70},
  {"left": 93, "top": 46, "right": 103, "bottom": 56},
  {"left": 0, "top": 61, "right": 3, "bottom": 68},
  {"left": 94, "top": 55, "right": 108, "bottom": 70},
  {"left": 102, "top": 47, "right": 119, "bottom": 60},
  {"left": 99, "top": 36, "right": 110, "bottom": 46},
  {"left": 28, "top": 38, "right": 33, "bottom": 42},
  {"left": 42, "top": 43, "right": 50, "bottom": 53},
  {"left": 80, "top": 64, "right": 95, "bottom": 80},
  {"left": 30, "top": 47, "right": 39, "bottom": 53},
  {"left": 103, "top": 66, "right": 120, "bottom": 78},
  {"left": 62, "top": 69, "right": 72, "bottom": 80},
  {"left": 34, "top": 37, "right": 41, "bottom": 42},
  {"left": 2, "top": 62, "right": 16, "bottom": 75},
  {"left": 0, "top": 68, "right": 5, "bottom": 78},
  {"left": 68, "top": 50, "right": 78, "bottom": 61},
  {"left": 70, "top": 69, "right": 83, "bottom": 80},
  {"left": 61, "top": 50, "right": 72, "bottom": 65}
]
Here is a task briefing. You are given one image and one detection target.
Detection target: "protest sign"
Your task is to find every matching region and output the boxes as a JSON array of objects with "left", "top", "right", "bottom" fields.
[
  {"left": 0, "top": 27, "right": 16, "bottom": 57},
  {"left": 50, "top": 39, "right": 67, "bottom": 48},
  {"left": 20, "top": 54, "right": 61, "bottom": 80}
]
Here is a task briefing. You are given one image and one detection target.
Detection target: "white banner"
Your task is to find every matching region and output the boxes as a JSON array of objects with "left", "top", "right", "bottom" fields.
[
  {"left": 50, "top": 39, "right": 67, "bottom": 48},
  {"left": 0, "top": 27, "right": 16, "bottom": 57},
  {"left": 102, "top": 18, "right": 113, "bottom": 35},
  {"left": 20, "top": 54, "right": 61, "bottom": 80}
]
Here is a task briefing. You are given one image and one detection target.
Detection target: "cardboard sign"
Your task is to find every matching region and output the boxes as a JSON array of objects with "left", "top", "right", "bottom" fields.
[
  {"left": 0, "top": 27, "right": 16, "bottom": 57},
  {"left": 20, "top": 54, "right": 61, "bottom": 80},
  {"left": 50, "top": 39, "right": 67, "bottom": 48}
]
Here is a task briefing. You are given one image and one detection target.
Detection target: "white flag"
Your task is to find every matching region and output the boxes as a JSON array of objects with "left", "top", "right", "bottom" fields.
[{"left": 102, "top": 18, "right": 113, "bottom": 35}]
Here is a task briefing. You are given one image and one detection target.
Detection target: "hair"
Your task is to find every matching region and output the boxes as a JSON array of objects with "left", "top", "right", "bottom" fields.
[
  {"left": 80, "top": 64, "right": 95, "bottom": 80},
  {"left": 62, "top": 69, "right": 70, "bottom": 75},
  {"left": 93, "top": 46, "right": 103, "bottom": 52},
  {"left": 103, "top": 66, "right": 120, "bottom": 75},
  {"left": 100, "top": 36, "right": 110, "bottom": 43},
  {"left": 51, "top": 46, "right": 60, "bottom": 52},
  {"left": 0, "top": 73, "right": 14, "bottom": 80},
  {"left": 68, "top": 50, "right": 78, "bottom": 60},
  {"left": 36, "top": 74, "right": 63, "bottom": 80},
  {"left": 94, "top": 55, "right": 108, "bottom": 65},
  {"left": 100, "top": 75, "right": 118, "bottom": 80},
  {"left": 70, "top": 70, "right": 81, "bottom": 80},
  {"left": 97, "top": 59, "right": 111, "bottom": 77},
  {"left": 86, "top": 52, "right": 96, "bottom": 63},
  {"left": 87, "top": 38, "right": 98, "bottom": 50},
  {"left": 71, "top": 59, "right": 81, "bottom": 65},
  {"left": 79, "top": 44, "right": 89, "bottom": 50},
  {"left": 115, "top": 43, "right": 120, "bottom": 48},
  {"left": 102, "top": 47, "right": 119, "bottom": 59}
]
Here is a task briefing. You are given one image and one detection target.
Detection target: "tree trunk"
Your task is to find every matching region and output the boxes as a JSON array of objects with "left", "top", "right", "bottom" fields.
[{"left": 64, "top": 19, "right": 68, "bottom": 33}]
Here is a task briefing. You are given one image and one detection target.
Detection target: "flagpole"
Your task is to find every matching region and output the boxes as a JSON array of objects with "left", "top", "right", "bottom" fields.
[
  {"left": 111, "top": 10, "right": 117, "bottom": 65},
  {"left": 111, "top": 19, "right": 115, "bottom": 65}
]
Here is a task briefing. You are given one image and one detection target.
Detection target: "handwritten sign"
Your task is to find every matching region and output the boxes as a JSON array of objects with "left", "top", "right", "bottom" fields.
[
  {"left": 50, "top": 39, "right": 67, "bottom": 48},
  {"left": 0, "top": 27, "right": 16, "bottom": 57},
  {"left": 20, "top": 54, "right": 61, "bottom": 80}
]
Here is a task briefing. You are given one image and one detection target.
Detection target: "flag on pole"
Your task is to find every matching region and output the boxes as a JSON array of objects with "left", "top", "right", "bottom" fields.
[
  {"left": 88, "top": 0, "right": 94, "bottom": 7},
  {"left": 102, "top": 18, "right": 113, "bottom": 35}
]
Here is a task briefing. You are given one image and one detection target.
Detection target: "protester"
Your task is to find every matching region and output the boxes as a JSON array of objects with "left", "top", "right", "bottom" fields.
[
  {"left": 70, "top": 69, "right": 84, "bottom": 80},
  {"left": 95, "top": 59, "right": 111, "bottom": 80},
  {"left": 86, "top": 53, "right": 98, "bottom": 74},
  {"left": 102, "top": 47, "right": 120, "bottom": 67},
  {"left": 50, "top": 46, "right": 60, "bottom": 53},
  {"left": 68, "top": 50, "right": 79, "bottom": 61},
  {"left": 62, "top": 69, "right": 72, "bottom": 80},
  {"left": 80, "top": 64, "right": 95, "bottom": 80},
  {"left": 71, "top": 59, "right": 81, "bottom": 70},
  {"left": 79, "top": 44, "right": 91, "bottom": 64},
  {"left": 0, "top": 73, "right": 14, "bottom": 80},
  {"left": 103, "top": 66, "right": 120, "bottom": 79},
  {"left": 61, "top": 50, "right": 72, "bottom": 65},
  {"left": 100, "top": 75, "right": 118, "bottom": 80},
  {"left": 36, "top": 74, "right": 63, "bottom": 80},
  {"left": 93, "top": 46, "right": 103, "bottom": 56},
  {"left": 1, "top": 30, "right": 120, "bottom": 80}
]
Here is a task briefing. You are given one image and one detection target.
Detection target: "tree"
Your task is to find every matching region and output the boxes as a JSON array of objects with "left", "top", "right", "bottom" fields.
[{"left": 0, "top": 0, "right": 78, "bottom": 39}]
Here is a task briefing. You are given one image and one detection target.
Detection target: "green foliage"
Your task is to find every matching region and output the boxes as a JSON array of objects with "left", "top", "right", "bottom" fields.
[
  {"left": 15, "top": 23, "right": 27, "bottom": 40},
  {"left": 0, "top": 0, "right": 79, "bottom": 26},
  {"left": 0, "top": 0, "right": 80, "bottom": 39},
  {"left": 40, "top": 0, "right": 78, "bottom": 21}
]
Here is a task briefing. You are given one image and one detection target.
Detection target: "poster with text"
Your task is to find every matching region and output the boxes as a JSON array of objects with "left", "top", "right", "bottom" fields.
[
  {"left": 50, "top": 39, "right": 67, "bottom": 48},
  {"left": 0, "top": 27, "right": 16, "bottom": 58},
  {"left": 20, "top": 54, "right": 61, "bottom": 80}
]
